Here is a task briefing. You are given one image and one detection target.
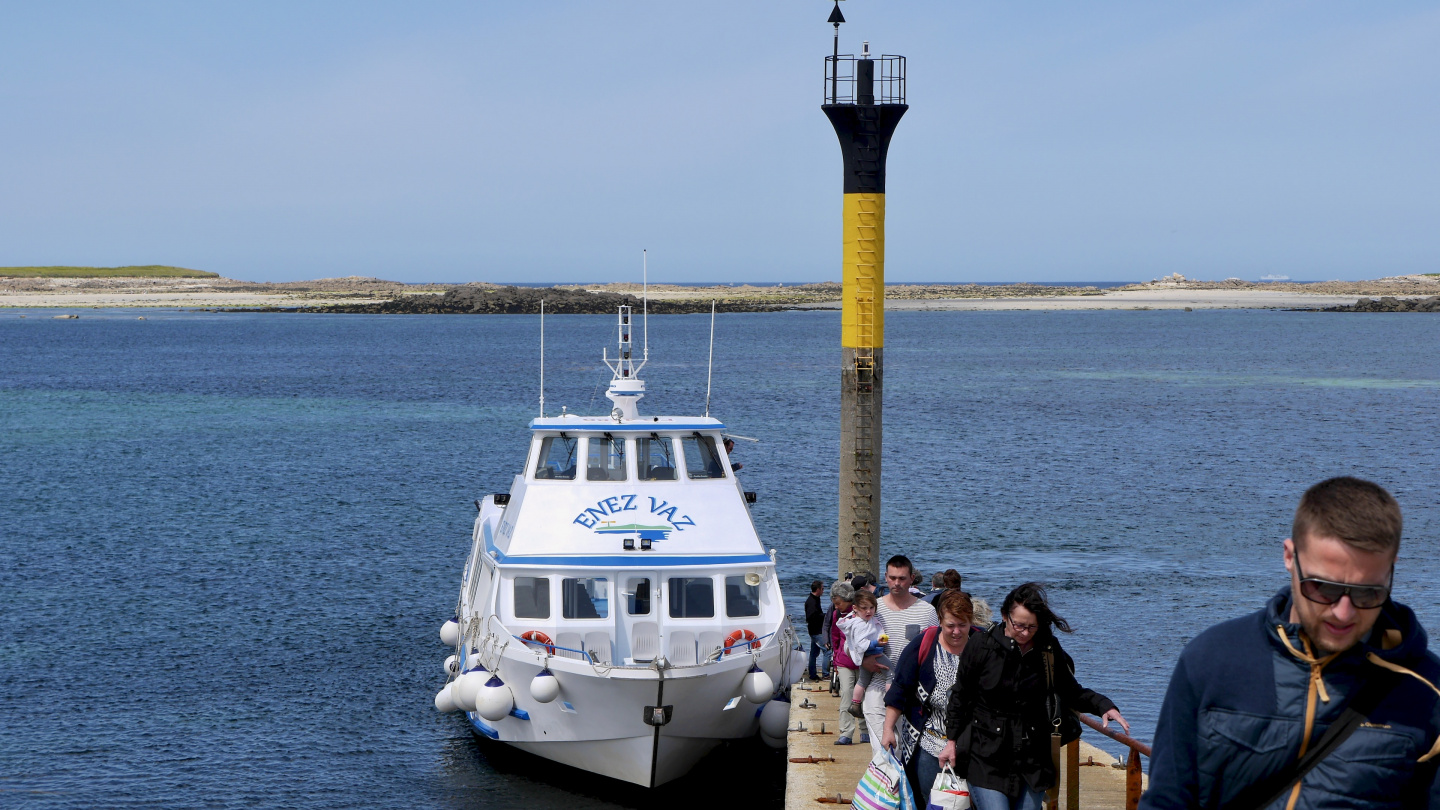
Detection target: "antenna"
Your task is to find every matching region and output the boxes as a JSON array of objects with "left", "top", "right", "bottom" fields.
[
  {"left": 539, "top": 299, "right": 546, "bottom": 417},
  {"left": 638, "top": 249, "right": 649, "bottom": 374},
  {"left": 705, "top": 301, "right": 716, "bottom": 417}
]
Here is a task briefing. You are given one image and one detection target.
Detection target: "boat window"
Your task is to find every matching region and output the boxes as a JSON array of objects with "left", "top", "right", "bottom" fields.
[
  {"left": 636, "top": 437, "right": 677, "bottom": 481},
  {"left": 667, "top": 577, "right": 715, "bottom": 619},
  {"left": 513, "top": 576, "right": 550, "bottom": 619},
  {"left": 562, "top": 577, "right": 609, "bottom": 619},
  {"left": 724, "top": 575, "right": 761, "bottom": 618},
  {"left": 534, "top": 436, "right": 578, "bottom": 480},
  {"left": 681, "top": 435, "right": 726, "bottom": 479},
  {"left": 587, "top": 437, "right": 627, "bottom": 481},
  {"left": 625, "top": 577, "right": 651, "bottom": 615}
]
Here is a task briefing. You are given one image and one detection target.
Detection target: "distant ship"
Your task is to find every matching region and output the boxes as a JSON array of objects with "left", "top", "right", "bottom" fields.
[{"left": 1259, "top": 274, "right": 1290, "bottom": 282}]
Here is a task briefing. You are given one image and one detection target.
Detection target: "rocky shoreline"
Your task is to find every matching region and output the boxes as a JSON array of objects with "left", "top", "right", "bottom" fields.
[
  {"left": 293, "top": 285, "right": 801, "bottom": 314},
  {"left": 1322, "top": 296, "right": 1440, "bottom": 313}
]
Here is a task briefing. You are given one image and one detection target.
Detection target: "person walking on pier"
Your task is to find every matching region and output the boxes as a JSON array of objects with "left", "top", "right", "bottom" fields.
[
  {"left": 827, "top": 581, "right": 867, "bottom": 745},
  {"left": 881, "top": 590, "right": 978, "bottom": 809},
  {"left": 940, "top": 582, "right": 1128, "bottom": 810},
  {"left": 1142, "top": 477, "right": 1440, "bottom": 809},
  {"left": 805, "top": 579, "right": 829, "bottom": 681},
  {"left": 861, "top": 555, "right": 939, "bottom": 757}
]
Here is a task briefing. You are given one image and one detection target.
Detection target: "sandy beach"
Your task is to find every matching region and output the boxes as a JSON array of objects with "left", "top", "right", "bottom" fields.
[{"left": 869, "top": 289, "right": 1368, "bottom": 310}]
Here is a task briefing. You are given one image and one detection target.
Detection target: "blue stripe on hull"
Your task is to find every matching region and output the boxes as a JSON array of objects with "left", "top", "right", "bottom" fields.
[{"left": 467, "top": 713, "right": 499, "bottom": 740}]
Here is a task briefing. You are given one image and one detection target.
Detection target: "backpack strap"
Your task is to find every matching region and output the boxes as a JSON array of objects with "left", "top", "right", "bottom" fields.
[
  {"left": 1224, "top": 668, "right": 1398, "bottom": 810},
  {"left": 917, "top": 626, "right": 941, "bottom": 665}
]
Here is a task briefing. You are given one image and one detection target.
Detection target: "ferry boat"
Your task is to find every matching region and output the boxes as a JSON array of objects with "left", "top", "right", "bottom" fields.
[{"left": 433, "top": 304, "right": 800, "bottom": 787}]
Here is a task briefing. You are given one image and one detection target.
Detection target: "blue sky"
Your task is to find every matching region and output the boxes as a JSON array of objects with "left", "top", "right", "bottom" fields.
[{"left": 2, "top": 2, "right": 1437, "bottom": 283}]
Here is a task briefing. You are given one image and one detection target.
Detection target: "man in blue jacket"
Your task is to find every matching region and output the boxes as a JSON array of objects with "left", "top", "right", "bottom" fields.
[{"left": 1142, "top": 477, "right": 1440, "bottom": 809}]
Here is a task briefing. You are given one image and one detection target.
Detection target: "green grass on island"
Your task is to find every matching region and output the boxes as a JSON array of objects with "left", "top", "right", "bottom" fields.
[{"left": 0, "top": 265, "right": 218, "bottom": 278}]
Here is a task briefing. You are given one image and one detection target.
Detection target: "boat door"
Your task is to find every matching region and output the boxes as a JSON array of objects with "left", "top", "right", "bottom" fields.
[{"left": 618, "top": 571, "right": 660, "bottom": 664}]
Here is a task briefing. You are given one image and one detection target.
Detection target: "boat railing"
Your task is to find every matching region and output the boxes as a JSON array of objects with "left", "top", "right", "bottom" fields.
[
  {"left": 715, "top": 630, "right": 778, "bottom": 659},
  {"left": 1048, "top": 712, "right": 1151, "bottom": 810},
  {"left": 512, "top": 634, "right": 592, "bottom": 662}
]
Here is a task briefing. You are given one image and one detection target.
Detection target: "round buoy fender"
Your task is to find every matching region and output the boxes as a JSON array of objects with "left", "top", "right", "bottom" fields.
[
  {"left": 530, "top": 669, "right": 560, "bottom": 703},
  {"left": 476, "top": 676, "right": 514, "bottom": 722},
  {"left": 723, "top": 629, "right": 759, "bottom": 654},
  {"left": 520, "top": 630, "right": 555, "bottom": 654},
  {"left": 759, "top": 698, "right": 790, "bottom": 738},
  {"left": 453, "top": 666, "right": 488, "bottom": 712},
  {"left": 434, "top": 682, "right": 459, "bottom": 713},
  {"left": 742, "top": 666, "right": 775, "bottom": 704},
  {"left": 439, "top": 618, "right": 460, "bottom": 647}
]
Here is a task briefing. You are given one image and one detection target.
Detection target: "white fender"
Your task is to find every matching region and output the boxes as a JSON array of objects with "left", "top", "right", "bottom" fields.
[
  {"left": 439, "top": 619, "right": 460, "bottom": 647},
  {"left": 530, "top": 670, "right": 560, "bottom": 703},
  {"left": 434, "top": 682, "right": 459, "bottom": 713},
  {"left": 759, "top": 699, "right": 790, "bottom": 739},
  {"left": 476, "top": 676, "right": 514, "bottom": 722},
  {"left": 453, "top": 667, "right": 487, "bottom": 712},
  {"left": 742, "top": 666, "right": 775, "bottom": 704}
]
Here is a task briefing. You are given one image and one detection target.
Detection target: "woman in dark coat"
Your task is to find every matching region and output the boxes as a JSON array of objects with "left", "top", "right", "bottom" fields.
[{"left": 939, "top": 583, "right": 1129, "bottom": 810}]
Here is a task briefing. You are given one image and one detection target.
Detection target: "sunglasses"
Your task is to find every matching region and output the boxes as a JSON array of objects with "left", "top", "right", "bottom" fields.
[{"left": 1294, "top": 554, "right": 1392, "bottom": 610}]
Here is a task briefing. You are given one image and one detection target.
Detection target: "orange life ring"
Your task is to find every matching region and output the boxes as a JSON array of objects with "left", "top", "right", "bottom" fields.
[
  {"left": 520, "top": 630, "right": 555, "bottom": 654},
  {"left": 723, "top": 628, "right": 759, "bottom": 654}
]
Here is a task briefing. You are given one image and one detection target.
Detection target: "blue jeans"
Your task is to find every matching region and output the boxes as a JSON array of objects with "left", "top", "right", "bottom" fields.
[
  {"left": 912, "top": 749, "right": 940, "bottom": 809},
  {"left": 807, "top": 633, "right": 830, "bottom": 677},
  {"left": 969, "top": 784, "right": 1046, "bottom": 810}
]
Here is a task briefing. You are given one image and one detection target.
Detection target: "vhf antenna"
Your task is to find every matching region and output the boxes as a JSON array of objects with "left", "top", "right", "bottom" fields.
[
  {"left": 638, "top": 250, "right": 649, "bottom": 374},
  {"left": 705, "top": 301, "right": 716, "bottom": 417},
  {"left": 538, "top": 299, "right": 545, "bottom": 417}
]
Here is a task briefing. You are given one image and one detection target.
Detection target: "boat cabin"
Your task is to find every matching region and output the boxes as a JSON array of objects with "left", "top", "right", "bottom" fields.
[{"left": 470, "top": 420, "right": 778, "bottom": 668}]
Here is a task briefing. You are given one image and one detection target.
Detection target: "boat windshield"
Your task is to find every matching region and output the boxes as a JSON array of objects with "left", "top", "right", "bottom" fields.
[
  {"left": 637, "top": 437, "right": 677, "bottom": 481},
  {"left": 668, "top": 577, "right": 715, "bottom": 618},
  {"left": 562, "top": 577, "right": 609, "bottom": 619},
  {"left": 725, "top": 575, "right": 760, "bottom": 617},
  {"left": 535, "top": 436, "right": 578, "bottom": 480},
  {"left": 587, "top": 437, "right": 627, "bottom": 481},
  {"left": 514, "top": 576, "right": 551, "bottom": 618},
  {"left": 682, "top": 435, "right": 726, "bottom": 480}
]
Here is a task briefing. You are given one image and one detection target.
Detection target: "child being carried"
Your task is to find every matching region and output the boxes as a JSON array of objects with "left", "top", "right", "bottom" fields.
[{"left": 836, "top": 590, "right": 887, "bottom": 719}]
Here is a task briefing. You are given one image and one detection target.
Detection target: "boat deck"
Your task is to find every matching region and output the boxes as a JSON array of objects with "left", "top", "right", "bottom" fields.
[{"left": 784, "top": 677, "right": 1146, "bottom": 809}]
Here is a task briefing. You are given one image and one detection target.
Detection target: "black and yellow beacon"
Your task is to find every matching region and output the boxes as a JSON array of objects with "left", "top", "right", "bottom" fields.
[{"left": 823, "top": 1, "right": 907, "bottom": 579}]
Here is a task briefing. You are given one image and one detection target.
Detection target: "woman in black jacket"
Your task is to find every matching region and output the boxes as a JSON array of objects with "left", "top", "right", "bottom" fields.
[{"left": 939, "top": 583, "right": 1129, "bottom": 810}]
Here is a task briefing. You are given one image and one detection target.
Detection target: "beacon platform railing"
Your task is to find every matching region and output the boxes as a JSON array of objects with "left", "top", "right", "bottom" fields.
[
  {"left": 822, "top": 54, "right": 906, "bottom": 105},
  {"left": 1048, "top": 712, "right": 1151, "bottom": 810}
]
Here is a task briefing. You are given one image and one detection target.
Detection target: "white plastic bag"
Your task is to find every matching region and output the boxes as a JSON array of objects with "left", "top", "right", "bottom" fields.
[{"left": 927, "top": 765, "right": 970, "bottom": 810}]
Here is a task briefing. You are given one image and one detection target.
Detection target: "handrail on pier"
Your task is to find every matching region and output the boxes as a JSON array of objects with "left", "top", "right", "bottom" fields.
[{"left": 1049, "top": 712, "right": 1150, "bottom": 810}]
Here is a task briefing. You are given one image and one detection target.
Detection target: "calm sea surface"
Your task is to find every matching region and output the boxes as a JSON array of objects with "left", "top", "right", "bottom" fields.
[{"left": 3, "top": 309, "right": 1437, "bottom": 808}]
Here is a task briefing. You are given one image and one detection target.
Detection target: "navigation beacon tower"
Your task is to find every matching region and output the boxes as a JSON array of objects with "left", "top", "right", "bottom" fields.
[{"left": 822, "top": 2, "right": 907, "bottom": 579}]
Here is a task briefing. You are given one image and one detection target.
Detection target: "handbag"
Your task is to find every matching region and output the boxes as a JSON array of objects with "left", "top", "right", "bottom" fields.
[
  {"left": 927, "top": 765, "right": 971, "bottom": 810},
  {"left": 852, "top": 747, "right": 917, "bottom": 810}
]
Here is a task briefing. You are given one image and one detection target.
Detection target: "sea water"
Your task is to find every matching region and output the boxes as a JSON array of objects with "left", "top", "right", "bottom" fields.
[{"left": 2, "top": 309, "right": 1437, "bottom": 808}]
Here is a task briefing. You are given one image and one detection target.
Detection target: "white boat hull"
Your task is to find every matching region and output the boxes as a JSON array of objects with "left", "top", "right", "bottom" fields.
[{"left": 462, "top": 630, "right": 794, "bottom": 787}]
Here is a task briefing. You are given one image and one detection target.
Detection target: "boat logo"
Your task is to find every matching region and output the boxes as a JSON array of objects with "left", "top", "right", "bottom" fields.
[
  {"left": 594, "top": 523, "right": 672, "bottom": 541},
  {"left": 572, "top": 495, "right": 696, "bottom": 538}
]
